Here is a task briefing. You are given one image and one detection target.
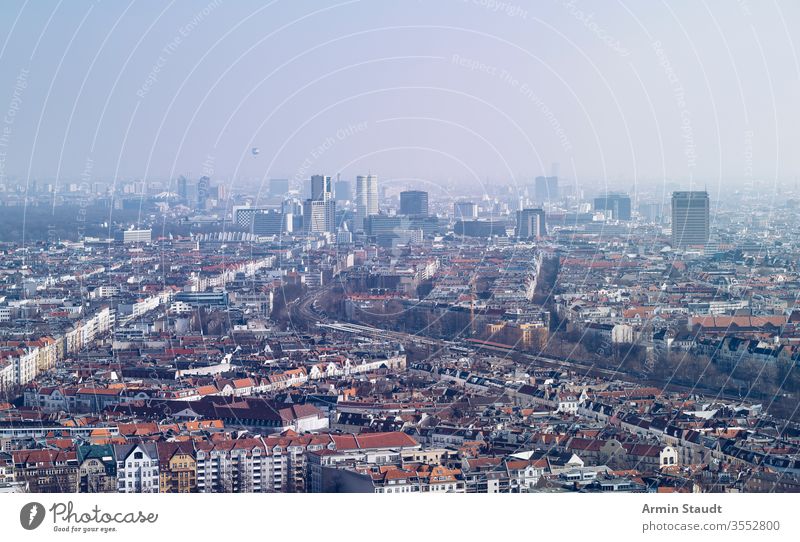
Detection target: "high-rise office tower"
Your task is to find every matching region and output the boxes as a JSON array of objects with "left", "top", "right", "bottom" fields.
[
  {"left": 269, "top": 178, "right": 290, "bottom": 197},
  {"left": 252, "top": 209, "right": 292, "bottom": 235},
  {"left": 310, "top": 175, "right": 332, "bottom": 201},
  {"left": 303, "top": 198, "right": 336, "bottom": 233},
  {"left": 355, "top": 176, "right": 368, "bottom": 231},
  {"left": 196, "top": 176, "right": 210, "bottom": 209},
  {"left": 515, "top": 208, "right": 546, "bottom": 239},
  {"left": 177, "top": 176, "right": 188, "bottom": 202},
  {"left": 355, "top": 174, "right": 379, "bottom": 231},
  {"left": 367, "top": 175, "right": 378, "bottom": 215},
  {"left": 400, "top": 190, "right": 429, "bottom": 217},
  {"left": 534, "top": 176, "right": 559, "bottom": 202},
  {"left": 282, "top": 198, "right": 303, "bottom": 217},
  {"left": 454, "top": 201, "right": 478, "bottom": 220},
  {"left": 594, "top": 193, "right": 632, "bottom": 220},
  {"left": 671, "top": 191, "right": 709, "bottom": 247}
]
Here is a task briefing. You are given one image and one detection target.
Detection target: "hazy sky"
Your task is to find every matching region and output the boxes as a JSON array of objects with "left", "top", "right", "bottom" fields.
[{"left": 1, "top": 0, "right": 799, "bottom": 193}]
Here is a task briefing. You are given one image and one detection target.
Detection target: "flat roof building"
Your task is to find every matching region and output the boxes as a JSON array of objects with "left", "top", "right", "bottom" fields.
[{"left": 671, "top": 191, "right": 709, "bottom": 247}]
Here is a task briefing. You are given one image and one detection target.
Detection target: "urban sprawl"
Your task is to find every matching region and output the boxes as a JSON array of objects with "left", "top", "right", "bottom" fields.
[{"left": 0, "top": 173, "right": 798, "bottom": 494}]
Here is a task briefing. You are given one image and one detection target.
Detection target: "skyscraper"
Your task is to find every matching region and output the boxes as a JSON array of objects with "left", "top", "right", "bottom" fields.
[
  {"left": 253, "top": 209, "right": 292, "bottom": 235},
  {"left": 196, "top": 176, "right": 210, "bottom": 210},
  {"left": 671, "top": 191, "right": 709, "bottom": 247},
  {"left": 400, "top": 190, "right": 429, "bottom": 217},
  {"left": 367, "top": 174, "right": 378, "bottom": 215},
  {"left": 355, "top": 174, "right": 378, "bottom": 231},
  {"left": 515, "top": 208, "right": 546, "bottom": 239},
  {"left": 303, "top": 199, "right": 335, "bottom": 233},
  {"left": 310, "top": 175, "right": 332, "bottom": 202},
  {"left": 454, "top": 201, "right": 478, "bottom": 220},
  {"left": 594, "top": 193, "right": 632, "bottom": 220},
  {"left": 177, "top": 176, "right": 188, "bottom": 202}
]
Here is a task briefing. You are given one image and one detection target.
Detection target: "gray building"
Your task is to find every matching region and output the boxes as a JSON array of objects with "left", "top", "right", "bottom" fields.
[
  {"left": 515, "top": 208, "right": 546, "bottom": 239},
  {"left": 594, "top": 193, "right": 632, "bottom": 221},
  {"left": 253, "top": 209, "right": 292, "bottom": 235},
  {"left": 455, "top": 219, "right": 507, "bottom": 238},
  {"left": 310, "top": 175, "right": 333, "bottom": 202},
  {"left": 400, "top": 190, "right": 429, "bottom": 217},
  {"left": 671, "top": 191, "right": 709, "bottom": 247},
  {"left": 121, "top": 229, "right": 152, "bottom": 244},
  {"left": 355, "top": 174, "right": 378, "bottom": 231},
  {"left": 304, "top": 199, "right": 336, "bottom": 233},
  {"left": 454, "top": 201, "right": 477, "bottom": 220}
]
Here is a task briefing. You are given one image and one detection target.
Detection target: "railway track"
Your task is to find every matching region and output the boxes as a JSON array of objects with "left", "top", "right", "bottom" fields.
[{"left": 293, "top": 287, "right": 748, "bottom": 404}]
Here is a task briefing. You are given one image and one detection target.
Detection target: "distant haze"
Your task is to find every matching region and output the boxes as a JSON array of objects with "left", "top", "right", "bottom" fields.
[{"left": 1, "top": 0, "right": 799, "bottom": 193}]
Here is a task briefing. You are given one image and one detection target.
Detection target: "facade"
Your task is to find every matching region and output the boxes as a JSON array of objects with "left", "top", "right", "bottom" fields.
[
  {"left": 365, "top": 215, "right": 439, "bottom": 237},
  {"left": 594, "top": 193, "right": 632, "bottom": 220},
  {"left": 462, "top": 457, "right": 547, "bottom": 493},
  {"left": 115, "top": 443, "right": 160, "bottom": 493},
  {"left": 317, "top": 463, "right": 465, "bottom": 493},
  {"left": 3, "top": 309, "right": 111, "bottom": 388},
  {"left": 196, "top": 176, "right": 210, "bottom": 209},
  {"left": 671, "top": 191, "right": 709, "bottom": 247},
  {"left": 122, "top": 229, "right": 152, "bottom": 244},
  {"left": 364, "top": 215, "right": 423, "bottom": 246},
  {"left": 308, "top": 432, "right": 422, "bottom": 492},
  {"left": 453, "top": 201, "right": 477, "bottom": 220},
  {"left": 252, "top": 209, "right": 292, "bottom": 235},
  {"left": 174, "top": 291, "right": 228, "bottom": 306},
  {"left": 212, "top": 402, "right": 329, "bottom": 433},
  {"left": 355, "top": 174, "right": 379, "bottom": 231},
  {"left": 0, "top": 362, "right": 13, "bottom": 393},
  {"left": 77, "top": 445, "right": 117, "bottom": 493},
  {"left": 515, "top": 208, "right": 546, "bottom": 239},
  {"left": 233, "top": 206, "right": 271, "bottom": 229},
  {"left": 455, "top": 219, "right": 506, "bottom": 238},
  {"left": 399, "top": 190, "right": 429, "bottom": 217},
  {"left": 158, "top": 442, "right": 197, "bottom": 493},
  {"left": 303, "top": 199, "right": 336, "bottom": 233},
  {"left": 310, "top": 174, "right": 333, "bottom": 202},
  {"left": 12, "top": 449, "right": 78, "bottom": 493},
  {"left": 195, "top": 438, "right": 270, "bottom": 493}
]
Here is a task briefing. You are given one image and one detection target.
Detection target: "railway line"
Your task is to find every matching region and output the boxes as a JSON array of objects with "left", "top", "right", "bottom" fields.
[{"left": 292, "top": 287, "right": 748, "bottom": 404}]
